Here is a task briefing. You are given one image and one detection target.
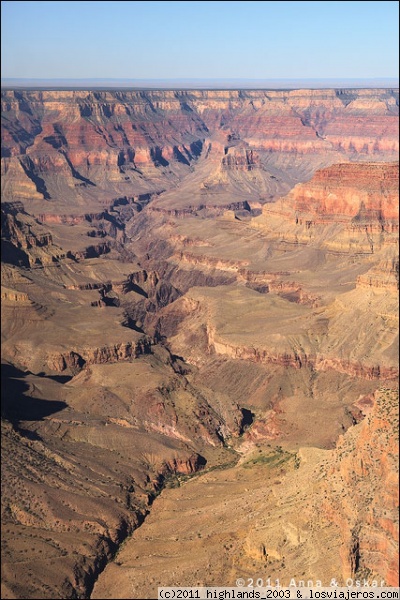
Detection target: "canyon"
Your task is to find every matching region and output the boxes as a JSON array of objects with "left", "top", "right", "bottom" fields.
[{"left": 1, "top": 87, "right": 399, "bottom": 599}]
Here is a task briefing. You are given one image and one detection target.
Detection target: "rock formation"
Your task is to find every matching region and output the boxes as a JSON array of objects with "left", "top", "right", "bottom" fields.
[
  {"left": 1, "top": 87, "right": 398, "bottom": 598},
  {"left": 92, "top": 390, "right": 398, "bottom": 600},
  {"left": 321, "top": 389, "right": 399, "bottom": 585}
]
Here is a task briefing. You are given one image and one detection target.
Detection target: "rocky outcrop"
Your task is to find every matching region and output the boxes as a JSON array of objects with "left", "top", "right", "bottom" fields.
[
  {"left": 292, "top": 162, "right": 399, "bottom": 223},
  {"left": 37, "top": 212, "right": 106, "bottom": 225},
  {"left": 258, "top": 161, "right": 399, "bottom": 225},
  {"left": 162, "top": 453, "right": 207, "bottom": 476},
  {"left": 148, "top": 200, "right": 253, "bottom": 218},
  {"left": 174, "top": 250, "right": 250, "bottom": 271},
  {"left": 356, "top": 258, "right": 399, "bottom": 291},
  {"left": 1, "top": 89, "right": 398, "bottom": 213},
  {"left": 67, "top": 241, "right": 111, "bottom": 260},
  {"left": 2, "top": 209, "right": 53, "bottom": 250},
  {"left": 222, "top": 146, "right": 260, "bottom": 171},
  {"left": 46, "top": 338, "right": 153, "bottom": 374},
  {"left": 319, "top": 389, "right": 399, "bottom": 585},
  {"left": 47, "top": 350, "right": 86, "bottom": 374},
  {"left": 1, "top": 86, "right": 398, "bottom": 599},
  {"left": 1, "top": 207, "right": 65, "bottom": 266},
  {"left": 1, "top": 286, "right": 31, "bottom": 303},
  {"left": 153, "top": 284, "right": 398, "bottom": 382},
  {"left": 206, "top": 328, "right": 398, "bottom": 380},
  {"left": 253, "top": 161, "right": 399, "bottom": 255},
  {"left": 0, "top": 388, "right": 212, "bottom": 599}
]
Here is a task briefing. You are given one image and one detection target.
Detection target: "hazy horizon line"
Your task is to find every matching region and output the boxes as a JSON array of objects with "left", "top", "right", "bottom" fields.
[{"left": 2, "top": 76, "right": 399, "bottom": 91}]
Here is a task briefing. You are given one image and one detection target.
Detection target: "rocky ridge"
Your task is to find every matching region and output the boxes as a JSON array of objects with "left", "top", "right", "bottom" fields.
[{"left": 1, "top": 87, "right": 399, "bottom": 598}]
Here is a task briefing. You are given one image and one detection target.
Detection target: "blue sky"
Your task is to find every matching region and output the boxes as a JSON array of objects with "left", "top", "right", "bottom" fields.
[{"left": 1, "top": 1, "right": 398, "bottom": 79}]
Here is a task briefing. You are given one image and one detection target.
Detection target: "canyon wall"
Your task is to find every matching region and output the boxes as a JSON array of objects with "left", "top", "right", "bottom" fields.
[
  {"left": 1, "top": 88, "right": 398, "bottom": 214},
  {"left": 320, "top": 389, "right": 399, "bottom": 585},
  {"left": 1, "top": 87, "right": 399, "bottom": 598}
]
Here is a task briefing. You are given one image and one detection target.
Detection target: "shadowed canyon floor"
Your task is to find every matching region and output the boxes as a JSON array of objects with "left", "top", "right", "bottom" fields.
[{"left": 1, "top": 88, "right": 399, "bottom": 598}]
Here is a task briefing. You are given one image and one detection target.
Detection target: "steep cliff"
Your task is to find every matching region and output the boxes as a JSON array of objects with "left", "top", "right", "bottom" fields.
[
  {"left": 92, "top": 389, "right": 399, "bottom": 599},
  {"left": 253, "top": 161, "right": 399, "bottom": 253},
  {"left": 1, "top": 87, "right": 398, "bottom": 599},
  {"left": 1, "top": 88, "right": 398, "bottom": 215},
  {"left": 320, "top": 389, "right": 399, "bottom": 585}
]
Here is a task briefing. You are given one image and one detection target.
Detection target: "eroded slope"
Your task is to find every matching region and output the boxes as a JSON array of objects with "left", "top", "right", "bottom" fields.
[{"left": 1, "top": 88, "right": 399, "bottom": 598}]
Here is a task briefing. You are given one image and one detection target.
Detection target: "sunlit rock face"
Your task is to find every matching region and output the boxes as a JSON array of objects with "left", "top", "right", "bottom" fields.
[
  {"left": 1, "top": 88, "right": 398, "bottom": 212},
  {"left": 1, "top": 87, "right": 398, "bottom": 599}
]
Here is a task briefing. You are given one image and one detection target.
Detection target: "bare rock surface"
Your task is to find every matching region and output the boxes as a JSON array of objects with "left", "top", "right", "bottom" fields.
[{"left": 1, "top": 87, "right": 398, "bottom": 598}]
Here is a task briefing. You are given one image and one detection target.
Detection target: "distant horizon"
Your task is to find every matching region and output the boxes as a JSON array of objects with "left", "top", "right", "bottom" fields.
[{"left": 2, "top": 77, "right": 399, "bottom": 91}]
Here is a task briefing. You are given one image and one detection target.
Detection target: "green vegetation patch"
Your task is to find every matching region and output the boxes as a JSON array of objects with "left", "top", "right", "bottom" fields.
[{"left": 242, "top": 446, "right": 295, "bottom": 469}]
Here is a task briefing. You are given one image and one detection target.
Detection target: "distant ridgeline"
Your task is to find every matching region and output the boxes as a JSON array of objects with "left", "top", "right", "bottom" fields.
[{"left": 1, "top": 77, "right": 399, "bottom": 89}]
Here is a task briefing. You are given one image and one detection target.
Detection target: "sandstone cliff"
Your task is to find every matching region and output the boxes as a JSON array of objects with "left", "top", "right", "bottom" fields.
[
  {"left": 319, "top": 389, "right": 399, "bottom": 585},
  {"left": 1, "top": 87, "right": 398, "bottom": 599},
  {"left": 1, "top": 89, "right": 398, "bottom": 215},
  {"left": 253, "top": 161, "right": 399, "bottom": 254}
]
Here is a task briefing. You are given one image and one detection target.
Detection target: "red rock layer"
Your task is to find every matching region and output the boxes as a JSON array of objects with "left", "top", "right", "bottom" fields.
[
  {"left": 322, "top": 389, "right": 399, "bottom": 585},
  {"left": 1, "top": 89, "right": 398, "bottom": 206},
  {"left": 292, "top": 162, "right": 399, "bottom": 222}
]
